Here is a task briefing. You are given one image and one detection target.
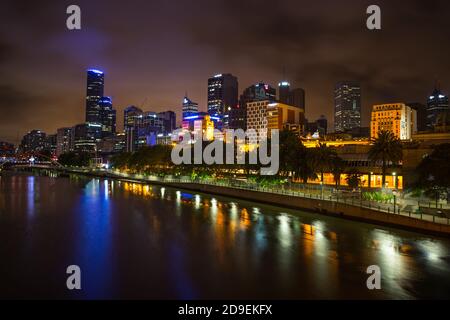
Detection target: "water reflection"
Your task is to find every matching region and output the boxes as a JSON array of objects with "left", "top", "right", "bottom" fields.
[{"left": 1, "top": 173, "right": 449, "bottom": 299}]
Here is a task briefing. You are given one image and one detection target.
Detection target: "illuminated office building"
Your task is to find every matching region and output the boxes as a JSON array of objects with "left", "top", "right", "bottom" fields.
[
  {"left": 334, "top": 82, "right": 361, "bottom": 132},
  {"left": 370, "top": 103, "right": 417, "bottom": 140},
  {"left": 85, "top": 69, "right": 105, "bottom": 124}
]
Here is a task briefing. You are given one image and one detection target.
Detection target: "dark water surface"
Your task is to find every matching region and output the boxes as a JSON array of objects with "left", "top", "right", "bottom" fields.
[{"left": 0, "top": 173, "right": 449, "bottom": 299}]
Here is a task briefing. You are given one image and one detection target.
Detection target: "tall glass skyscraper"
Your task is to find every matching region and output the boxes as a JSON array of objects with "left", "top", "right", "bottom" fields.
[
  {"left": 207, "top": 73, "right": 238, "bottom": 118},
  {"left": 334, "top": 81, "right": 361, "bottom": 133},
  {"left": 85, "top": 69, "right": 105, "bottom": 124},
  {"left": 98, "top": 96, "right": 116, "bottom": 138}
]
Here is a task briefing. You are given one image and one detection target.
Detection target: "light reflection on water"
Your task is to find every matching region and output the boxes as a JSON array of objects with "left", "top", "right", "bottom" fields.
[{"left": 0, "top": 174, "right": 450, "bottom": 299}]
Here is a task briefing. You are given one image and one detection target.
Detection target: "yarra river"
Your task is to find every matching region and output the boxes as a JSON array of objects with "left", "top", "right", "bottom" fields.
[{"left": 0, "top": 172, "right": 449, "bottom": 299}]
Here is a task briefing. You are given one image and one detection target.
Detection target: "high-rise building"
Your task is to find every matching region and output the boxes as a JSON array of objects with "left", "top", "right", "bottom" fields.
[
  {"left": 19, "top": 130, "right": 46, "bottom": 153},
  {"left": 124, "top": 106, "right": 143, "bottom": 152},
  {"left": 334, "top": 82, "right": 361, "bottom": 132},
  {"left": 182, "top": 96, "right": 199, "bottom": 120},
  {"left": 370, "top": 103, "right": 417, "bottom": 140},
  {"left": 230, "top": 83, "right": 277, "bottom": 130},
  {"left": 136, "top": 111, "right": 165, "bottom": 147},
  {"left": 56, "top": 127, "right": 73, "bottom": 156},
  {"left": 407, "top": 103, "right": 427, "bottom": 132},
  {"left": 278, "top": 82, "right": 305, "bottom": 109},
  {"left": 289, "top": 88, "right": 306, "bottom": 109},
  {"left": 207, "top": 73, "right": 238, "bottom": 115},
  {"left": 72, "top": 123, "right": 101, "bottom": 153},
  {"left": 278, "top": 81, "right": 290, "bottom": 104},
  {"left": 208, "top": 73, "right": 238, "bottom": 129},
  {"left": 246, "top": 100, "right": 304, "bottom": 140},
  {"left": 97, "top": 133, "right": 126, "bottom": 155},
  {"left": 85, "top": 69, "right": 105, "bottom": 124},
  {"left": 98, "top": 97, "right": 116, "bottom": 138},
  {"left": 158, "top": 111, "right": 176, "bottom": 134},
  {"left": 426, "top": 88, "right": 449, "bottom": 130},
  {"left": 45, "top": 134, "right": 57, "bottom": 156}
]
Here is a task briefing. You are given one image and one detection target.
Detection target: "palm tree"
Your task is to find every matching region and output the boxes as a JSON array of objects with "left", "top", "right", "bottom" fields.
[
  {"left": 368, "top": 130, "right": 403, "bottom": 188},
  {"left": 346, "top": 168, "right": 362, "bottom": 190},
  {"left": 330, "top": 155, "right": 346, "bottom": 187},
  {"left": 312, "top": 142, "right": 336, "bottom": 184}
]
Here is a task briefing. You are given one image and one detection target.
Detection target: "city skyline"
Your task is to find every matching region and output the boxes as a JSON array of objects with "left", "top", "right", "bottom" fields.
[{"left": 1, "top": 0, "right": 450, "bottom": 144}]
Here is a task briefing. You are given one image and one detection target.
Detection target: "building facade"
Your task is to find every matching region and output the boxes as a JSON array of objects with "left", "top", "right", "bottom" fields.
[
  {"left": 246, "top": 100, "right": 304, "bottom": 139},
  {"left": 182, "top": 96, "right": 199, "bottom": 120},
  {"left": 124, "top": 106, "right": 143, "bottom": 152},
  {"left": 56, "top": 127, "right": 73, "bottom": 156},
  {"left": 19, "top": 130, "right": 47, "bottom": 153},
  {"left": 85, "top": 69, "right": 105, "bottom": 124},
  {"left": 98, "top": 97, "right": 116, "bottom": 138},
  {"left": 334, "top": 81, "right": 361, "bottom": 132},
  {"left": 207, "top": 73, "right": 238, "bottom": 128},
  {"left": 72, "top": 123, "right": 101, "bottom": 153},
  {"left": 278, "top": 81, "right": 305, "bottom": 109},
  {"left": 370, "top": 103, "right": 417, "bottom": 140},
  {"left": 158, "top": 111, "right": 176, "bottom": 134},
  {"left": 230, "top": 83, "right": 277, "bottom": 130}
]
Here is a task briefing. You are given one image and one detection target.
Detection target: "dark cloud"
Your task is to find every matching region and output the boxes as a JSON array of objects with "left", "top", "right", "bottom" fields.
[{"left": 0, "top": 0, "right": 450, "bottom": 144}]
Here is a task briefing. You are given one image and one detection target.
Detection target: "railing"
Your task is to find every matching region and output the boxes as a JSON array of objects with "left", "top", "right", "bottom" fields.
[{"left": 104, "top": 170, "right": 450, "bottom": 226}]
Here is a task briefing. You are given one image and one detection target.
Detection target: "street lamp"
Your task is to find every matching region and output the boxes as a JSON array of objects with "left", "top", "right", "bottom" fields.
[
  {"left": 393, "top": 172, "right": 397, "bottom": 189},
  {"left": 393, "top": 189, "right": 398, "bottom": 214}
]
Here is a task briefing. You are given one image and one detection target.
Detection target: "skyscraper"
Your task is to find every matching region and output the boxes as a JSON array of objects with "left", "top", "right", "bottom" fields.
[
  {"left": 229, "top": 83, "right": 276, "bottom": 130},
  {"left": 278, "top": 82, "right": 305, "bottom": 110},
  {"left": 56, "top": 127, "right": 73, "bottom": 156},
  {"left": 158, "top": 111, "right": 176, "bottom": 134},
  {"left": 72, "top": 123, "right": 101, "bottom": 153},
  {"left": 334, "top": 82, "right": 361, "bottom": 133},
  {"left": 182, "top": 96, "right": 199, "bottom": 120},
  {"left": 426, "top": 87, "right": 449, "bottom": 130},
  {"left": 98, "top": 96, "right": 116, "bottom": 138},
  {"left": 124, "top": 106, "right": 143, "bottom": 152},
  {"left": 289, "top": 88, "right": 306, "bottom": 109},
  {"left": 278, "top": 81, "right": 290, "bottom": 104},
  {"left": 207, "top": 73, "right": 238, "bottom": 128},
  {"left": 85, "top": 69, "right": 105, "bottom": 124},
  {"left": 19, "top": 130, "right": 46, "bottom": 153}
]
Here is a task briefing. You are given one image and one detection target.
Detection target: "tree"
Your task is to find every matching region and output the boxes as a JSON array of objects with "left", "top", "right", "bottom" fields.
[
  {"left": 279, "top": 130, "right": 303, "bottom": 178},
  {"left": 330, "top": 155, "right": 346, "bottom": 187},
  {"left": 311, "top": 142, "right": 336, "bottom": 184},
  {"left": 346, "top": 169, "right": 362, "bottom": 190},
  {"left": 58, "top": 151, "right": 91, "bottom": 167},
  {"left": 296, "top": 146, "right": 317, "bottom": 183},
  {"left": 368, "top": 130, "right": 403, "bottom": 188},
  {"left": 416, "top": 143, "right": 450, "bottom": 205}
]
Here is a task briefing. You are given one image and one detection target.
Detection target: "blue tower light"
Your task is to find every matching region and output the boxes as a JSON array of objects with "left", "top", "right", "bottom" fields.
[{"left": 88, "top": 68, "right": 104, "bottom": 74}]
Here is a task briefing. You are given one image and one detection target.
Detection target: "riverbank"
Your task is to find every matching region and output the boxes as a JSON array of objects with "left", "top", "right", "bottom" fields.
[{"left": 9, "top": 166, "right": 450, "bottom": 237}]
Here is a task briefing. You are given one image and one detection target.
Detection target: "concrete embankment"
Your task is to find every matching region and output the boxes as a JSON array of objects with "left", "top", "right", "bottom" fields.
[{"left": 161, "top": 182, "right": 450, "bottom": 237}]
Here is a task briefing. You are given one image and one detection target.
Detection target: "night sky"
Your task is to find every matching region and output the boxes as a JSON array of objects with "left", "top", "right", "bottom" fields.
[{"left": 1, "top": 0, "right": 450, "bottom": 144}]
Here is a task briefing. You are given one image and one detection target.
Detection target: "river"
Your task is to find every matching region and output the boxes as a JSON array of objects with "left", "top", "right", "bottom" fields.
[{"left": 0, "top": 173, "right": 449, "bottom": 299}]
